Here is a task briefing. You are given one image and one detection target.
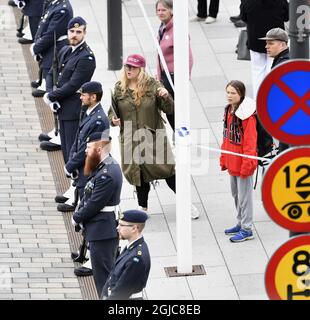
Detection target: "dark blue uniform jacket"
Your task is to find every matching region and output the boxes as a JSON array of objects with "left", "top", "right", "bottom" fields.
[
  {"left": 22, "top": 0, "right": 44, "bottom": 17},
  {"left": 65, "top": 103, "right": 110, "bottom": 189},
  {"left": 33, "top": 0, "right": 73, "bottom": 69},
  {"left": 73, "top": 156, "right": 123, "bottom": 242},
  {"left": 46, "top": 42, "right": 96, "bottom": 120},
  {"left": 102, "top": 237, "right": 151, "bottom": 300}
]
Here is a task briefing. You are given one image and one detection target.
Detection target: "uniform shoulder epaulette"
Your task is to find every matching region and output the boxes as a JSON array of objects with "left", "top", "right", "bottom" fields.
[
  {"left": 85, "top": 45, "right": 94, "bottom": 56},
  {"left": 136, "top": 244, "right": 143, "bottom": 256}
]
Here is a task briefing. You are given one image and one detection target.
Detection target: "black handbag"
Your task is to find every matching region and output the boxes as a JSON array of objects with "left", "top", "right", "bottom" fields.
[{"left": 237, "top": 29, "right": 251, "bottom": 61}]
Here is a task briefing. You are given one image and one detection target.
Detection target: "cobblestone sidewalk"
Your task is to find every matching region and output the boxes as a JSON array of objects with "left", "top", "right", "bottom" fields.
[{"left": 0, "top": 1, "right": 82, "bottom": 300}]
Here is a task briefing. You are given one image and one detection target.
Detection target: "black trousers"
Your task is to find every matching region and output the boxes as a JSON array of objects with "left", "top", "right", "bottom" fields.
[
  {"left": 29, "top": 16, "right": 40, "bottom": 39},
  {"left": 89, "top": 238, "right": 119, "bottom": 298},
  {"left": 197, "top": 0, "right": 219, "bottom": 18},
  {"left": 59, "top": 119, "right": 79, "bottom": 163},
  {"left": 136, "top": 172, "right": 176, "bottom": 208},
  {"left": 160, "top": 71, "right": 175, "bottom": 131}
]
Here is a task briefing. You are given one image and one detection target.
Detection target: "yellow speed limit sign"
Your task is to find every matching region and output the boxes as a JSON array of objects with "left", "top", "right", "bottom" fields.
[
  {"left": 265, "top": 235, "right": 310, "bottom": 300},
  {"left": 262, "top": 147, "right": 310, "bottom": 232}
]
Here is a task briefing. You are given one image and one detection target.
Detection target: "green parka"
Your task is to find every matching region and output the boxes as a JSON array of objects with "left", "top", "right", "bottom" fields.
[{"left": 108, "top": 77, "right": 175, "bottom": 186}]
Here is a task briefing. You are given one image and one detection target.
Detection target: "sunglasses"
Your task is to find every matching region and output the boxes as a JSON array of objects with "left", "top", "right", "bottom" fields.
[{"left": 124, "top": 64, "right": 139, "bottom": 70}]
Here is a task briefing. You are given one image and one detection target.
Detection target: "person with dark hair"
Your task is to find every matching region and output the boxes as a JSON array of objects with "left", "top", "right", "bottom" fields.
[
  {"left": 240, "top": 0, "right": 289, "bottom": 99},
  {"left": 72, "top": 132, "right": 123, "bottom": 298},
  {"left": 56, "top": 81, "right": 110, "bottom": 212},
  {"left": 102, "top": 209, "right": 150, "bottom": 300},
  {"left": 156, "top": 0, "right": 193, "bottom": 131},
  {"left": 190, "top": 0, "right": 219, "bottom": 24},
  {"left": 42, "top": 16, "right": 96, "bottom": 163},
  {"left": 109, "top": 54, "right": 200, "bottom": 219},
  {"left": 220, "top": 80, "right": 257, "bottom": 242}
]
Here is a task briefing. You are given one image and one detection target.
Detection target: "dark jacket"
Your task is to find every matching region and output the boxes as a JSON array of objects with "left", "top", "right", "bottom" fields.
[
  {"left": 240, "top": 0, "right": 289, "bottom": 53},
  {"left": 46, "top": 42, "right": 96, "bottom": 121},
  {"left": 271, "top": 48, "right": 290, "bottom": 153},
  {"left": 271, "top": 48, "right": 290, "bottom": 69},
  {"left": 65, "top": 103, "right": 110, "bottom": 189},
  {"left": 73, "top": 156, "right": 123, "bottom": 242},
  {"left": 33, "top": 0, "right": 73, "bottom": 69},
  {"left": 102, "top": 237, "right": 151, "bottom": 300},
  {"left": 23, "top": 0, "right": 44, "bottom": 17}
]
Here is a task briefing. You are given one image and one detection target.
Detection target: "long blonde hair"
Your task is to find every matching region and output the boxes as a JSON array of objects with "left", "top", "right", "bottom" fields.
[{"left": 119, "top": 67, "right": 151, "bottom": 106}]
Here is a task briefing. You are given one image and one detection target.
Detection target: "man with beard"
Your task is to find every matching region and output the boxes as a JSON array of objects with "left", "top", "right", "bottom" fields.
[
  {"left": 42, "top": 16, "right": 96, "bottom": 163},
  {"left": 102, "top": 209, "right": 150, "bottom": 300},
  {"left": 57, "top": 81, "right": 110, "bottom": 213},
  {"left": 72, "top": 132, "right": 123, "bottom": 298}
]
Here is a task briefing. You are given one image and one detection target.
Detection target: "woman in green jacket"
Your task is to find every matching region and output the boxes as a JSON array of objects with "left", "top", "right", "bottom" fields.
[{"left": 108, "top": 54, "right": 175, "bottom": 212}]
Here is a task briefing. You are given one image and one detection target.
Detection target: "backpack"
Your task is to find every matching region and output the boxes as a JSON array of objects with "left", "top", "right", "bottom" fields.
[{"left": 255, "top": 114, "right": 275, "bottom": 166}]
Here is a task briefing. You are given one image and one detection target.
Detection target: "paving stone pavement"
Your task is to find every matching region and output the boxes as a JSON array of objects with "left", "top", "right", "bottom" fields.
[
  {"left": 0, "top": 0, "right": 291, "bottom": 300},
  {"left": 0, "top": 0, "right": 82, "bottom": 300}
]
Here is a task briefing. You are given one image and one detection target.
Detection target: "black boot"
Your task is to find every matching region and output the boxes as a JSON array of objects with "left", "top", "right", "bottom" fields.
[
  {"left": 18, "top": 38, "right": 33, "bottom": 45},
  {"left": 40, "top": 141, "right": 61, "bottom": 151},
  {"left": 230, "top": 15, "right": 241, "bottom": 23}
]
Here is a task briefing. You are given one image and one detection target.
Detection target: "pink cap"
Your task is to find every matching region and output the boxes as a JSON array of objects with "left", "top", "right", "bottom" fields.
[{"left": 124, "top": 54, "right": 146, "bottom": 68}]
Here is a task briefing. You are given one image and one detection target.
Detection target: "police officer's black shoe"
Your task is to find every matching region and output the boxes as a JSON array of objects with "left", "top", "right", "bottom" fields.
[
  {"left": 57, "top": 203, "right": 76, "bottom": 212},
  {"left": 234, "top": 20, "right": 246, "bottom": 28},
  {"left": 55, "top": 195, "right": 69, "bottom": 203},
  {"left": 38, "top": 133, "right": 51, "bottom": 142},
  {"left": 32, "top": 89, "right": 46, "bottom": 97},
  {"left": 74, "top": 267, "right": 92, "bottom": 277},
  {"left": 31, "top": 80, "right": 41, "bottom": 89},
  {"left": 40, "top": 141, "right": 61, "bottom": 151},
  {"left": 18, "top": 38, "right": 34, "bottom": 45},
  {"left": 230, "top": 15, "right": 241, "bottom": 23},
  {"left": 16, "top": 31, "right": 24, "bottom": 38},
  {"left": 8, "top": 0, "right": 17, "bottom": 6},
  {"left": 71, "top": 251, "right": 88, "bottom": 264}
]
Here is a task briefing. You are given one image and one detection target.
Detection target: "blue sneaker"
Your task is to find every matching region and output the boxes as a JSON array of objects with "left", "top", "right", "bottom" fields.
[
  {"left": 224, "top": 225, "right": 241, "bottom": 235},
  {"left": 230, "top": 229, "right": 254, "bottom": 242}
]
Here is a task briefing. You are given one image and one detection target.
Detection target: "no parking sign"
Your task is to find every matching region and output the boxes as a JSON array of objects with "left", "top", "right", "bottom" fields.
[{"left": 257, "top": 60, "right": 310, "bottom": 145}]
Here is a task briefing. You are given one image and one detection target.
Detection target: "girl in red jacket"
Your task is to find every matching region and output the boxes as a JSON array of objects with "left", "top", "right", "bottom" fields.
[{"left": 220, "top": 80, "right": 258, "bottom": 242}]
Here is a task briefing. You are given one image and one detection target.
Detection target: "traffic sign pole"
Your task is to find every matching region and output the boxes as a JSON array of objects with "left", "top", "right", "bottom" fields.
[
  {"left": 289, "top": 0, "right": 309, "bottom": 60},
  {"left": 289, "top": 0, "right": 310, "bottom": 237}
]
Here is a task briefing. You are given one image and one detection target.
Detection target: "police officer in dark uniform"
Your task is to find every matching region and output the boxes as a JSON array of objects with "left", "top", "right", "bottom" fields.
[
  {"left": 30, "top": 0, "right": 73, "bottom": 96},
  {"left": 43, "top": 16, "right": 96, "bottom": 163},
  {"left": 57, "top": 81, "right": 110, "bottom": 212},
  {"left": 17, "top": 0, "right": 44, "bottom": 44},
  {"left": 102, "top": 210, "right": 151, "bottom": 300},
  {"left": 72, "top": 132, "right": 123, "bottom": 298}
]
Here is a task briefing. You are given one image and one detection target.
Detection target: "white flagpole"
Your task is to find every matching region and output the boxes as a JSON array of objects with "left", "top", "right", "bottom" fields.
[{"left": 173, "top": 0, "right": 192, "bottom": 273}]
